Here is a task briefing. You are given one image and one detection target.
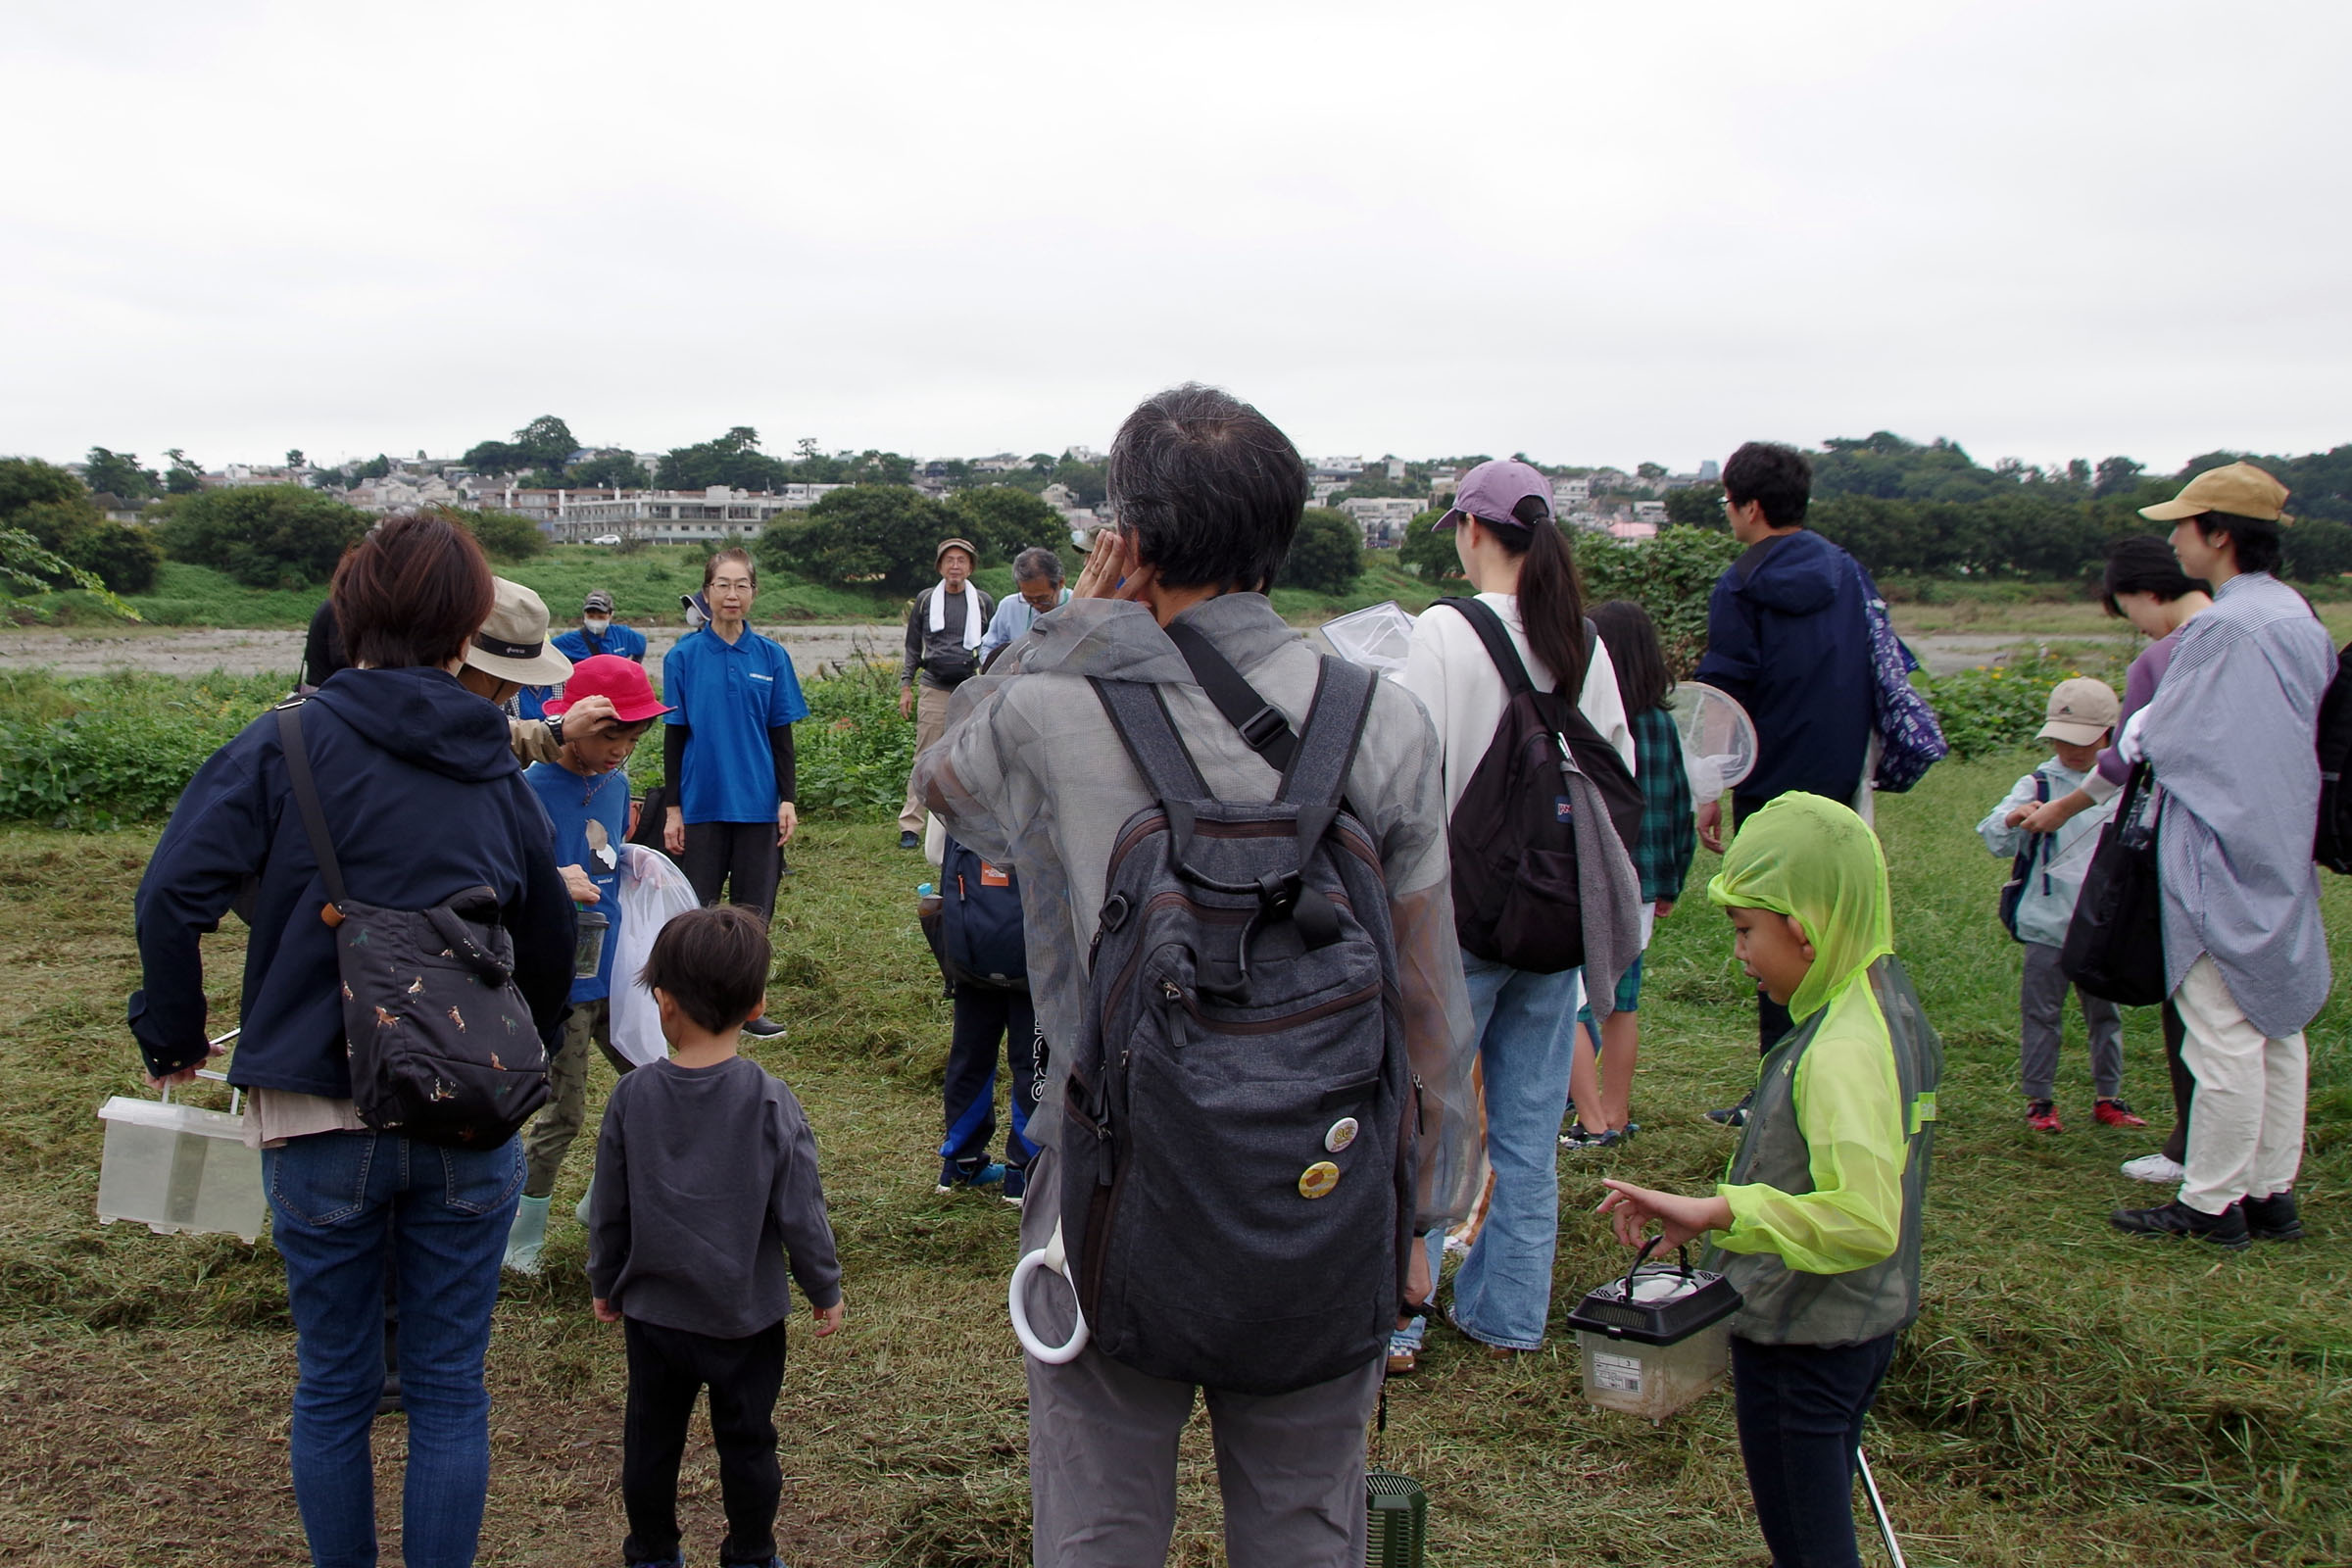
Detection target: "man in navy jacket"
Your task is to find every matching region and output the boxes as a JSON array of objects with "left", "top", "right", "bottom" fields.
[{"left": 1692, "top": 441, "right": 1874, "bottom": 1086}]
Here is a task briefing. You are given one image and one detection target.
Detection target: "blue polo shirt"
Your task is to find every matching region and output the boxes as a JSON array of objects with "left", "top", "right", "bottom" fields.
[
  {"left": 555, "top": 622, "right": 649, "bottom": 664},
  {"left": 525, "top": 759, "right": 631, "bottom": 1003},
  {"left": 662, "top": 626, "right": 809, "bottom": 825}
]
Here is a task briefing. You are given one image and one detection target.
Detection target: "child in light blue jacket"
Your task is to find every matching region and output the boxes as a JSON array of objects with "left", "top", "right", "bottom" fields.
[{"left": 1977, "top": 676, "right": 2140, "bottom": 1134}]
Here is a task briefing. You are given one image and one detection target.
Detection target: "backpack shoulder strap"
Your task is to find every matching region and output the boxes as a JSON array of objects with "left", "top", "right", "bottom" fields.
[
  {"left": 1280, "top": 657, "right": 1375, "bottom": 812},
  {"left": 1438, "top": 597, "right": 1537, "bottom": 697},
  {"left": 272, "top": 699, "right": 350, "bottom": 910},
  {"left": 1090, "top": 677, "right": 1211, "bottom": 806},
  {"left": 1164, "top": 619, "right": 1298, "bottom": 773}
]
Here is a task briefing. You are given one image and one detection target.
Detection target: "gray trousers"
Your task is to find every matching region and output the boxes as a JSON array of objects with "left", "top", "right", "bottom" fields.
[
  {"left": 1018, "top": 1145, "right": 1381, "bottom": 1568},
  {"left": 2020, "top": 941, "right": 2123, "bottom": 1100}
]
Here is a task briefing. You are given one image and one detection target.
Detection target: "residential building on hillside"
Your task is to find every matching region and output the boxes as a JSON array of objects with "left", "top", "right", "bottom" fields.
[
  {"left": 1557, "top": 477, "right": 1592, "bottom": 507},
  {"left": 1312, "top": 455, "right": 1364, "bottom": 480},
  {"left": 971, "top": 453, "right": 1025, "bottom": 474},
  {"left": 1339, "top": 495, "right": 1423, "bottom": 545},
  {"left": 1634, "top": 500, "right": 1667, "bottom": 525},
  {"left": 1608, "top": 519, "right": 1659, "bottom": 541},
  {"left": 471, "top": 484, "right": 851, "bottom": 542}
]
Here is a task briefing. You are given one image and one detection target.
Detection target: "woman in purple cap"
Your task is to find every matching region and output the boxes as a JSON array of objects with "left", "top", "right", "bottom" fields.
[{"left": 1393, "top": 459, "right": 1638, "bottom": 1368}]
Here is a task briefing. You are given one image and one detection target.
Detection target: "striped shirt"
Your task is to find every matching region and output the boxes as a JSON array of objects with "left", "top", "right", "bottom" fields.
[{"left": 2132, "top": 571, "right": 2334, "bottom": 1036}]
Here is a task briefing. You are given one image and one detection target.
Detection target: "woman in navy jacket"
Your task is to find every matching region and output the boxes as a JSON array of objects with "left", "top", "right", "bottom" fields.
[{"left": 130, "top": 512, "right": 573, "bottom": 1568}]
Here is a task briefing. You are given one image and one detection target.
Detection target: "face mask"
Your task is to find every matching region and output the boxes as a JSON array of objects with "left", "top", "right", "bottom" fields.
[{"left": 583, "top": 617, "right": 611, "bottom": 634}]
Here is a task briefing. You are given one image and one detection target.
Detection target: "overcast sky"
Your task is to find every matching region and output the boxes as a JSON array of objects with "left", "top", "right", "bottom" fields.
[{"left": 7, "top": 1, "right": 2346, "bottom": 477}]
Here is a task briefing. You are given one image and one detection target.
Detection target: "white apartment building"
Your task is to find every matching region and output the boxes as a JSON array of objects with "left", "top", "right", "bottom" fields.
[
  {"left": 476, "top": 484, "right": 851, "bottom": 543},
  {"left": 1339, "top": 496, "right": 1425, "bottom": 544}
]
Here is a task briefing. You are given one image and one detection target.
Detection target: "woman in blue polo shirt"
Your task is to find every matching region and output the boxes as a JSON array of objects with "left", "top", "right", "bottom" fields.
[{"left": 661, "top": 548, "right": 806, "bottom": 1036}]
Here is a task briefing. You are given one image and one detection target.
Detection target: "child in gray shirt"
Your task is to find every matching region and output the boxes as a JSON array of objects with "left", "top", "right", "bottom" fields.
[{"left": 588, "top": 906, "right": 843, "bottom": 1568}]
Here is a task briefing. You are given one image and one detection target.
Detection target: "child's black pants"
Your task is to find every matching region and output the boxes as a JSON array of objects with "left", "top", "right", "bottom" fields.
[
  {"left": 1731, "top": 1330, "right": 1897, "bottom": 1568},
  {"left": 942, "top": 981, "right": 1039, "bottom": 1169},
  {"left": 621, "top": 1316, "right": 787, "bottom": 1566}
]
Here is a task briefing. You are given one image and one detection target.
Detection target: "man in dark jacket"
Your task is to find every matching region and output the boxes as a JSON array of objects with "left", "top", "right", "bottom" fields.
[{"left": 1692, "top": 441, "right": 1875, "bottom": 1096}]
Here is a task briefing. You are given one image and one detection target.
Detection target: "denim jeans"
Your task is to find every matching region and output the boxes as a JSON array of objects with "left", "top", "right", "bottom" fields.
[
  {"left": 1425, "top": 952, "right": 1582, "bottom": 1350},
  {"left": 1731, "top": 1332, "right": 1898, "bottom": 1568},
  {"left": 265, "top": 1129, "right": 524, "bottom": 1568}
]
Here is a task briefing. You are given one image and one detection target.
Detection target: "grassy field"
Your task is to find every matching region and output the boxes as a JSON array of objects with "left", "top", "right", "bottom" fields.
[{"left": 0, "top": 756, "right": 2346, "bottom": 1566}]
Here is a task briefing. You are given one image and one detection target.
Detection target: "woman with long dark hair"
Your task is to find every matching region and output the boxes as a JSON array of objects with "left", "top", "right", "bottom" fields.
[
  {"left": 131, "top": 512, "right": 574, "bottom": 1567},
  {"left": 1564, "top": 599, "right": 1694, "bottom": 1151},
  {"left": 1391, "top": 461, "right": 1635, "bottom": 1368}
]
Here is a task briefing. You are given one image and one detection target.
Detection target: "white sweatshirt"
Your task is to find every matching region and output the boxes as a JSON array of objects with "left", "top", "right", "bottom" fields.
[{"left": 1396, "top": 593, "right": 1637, "bottom": 818}]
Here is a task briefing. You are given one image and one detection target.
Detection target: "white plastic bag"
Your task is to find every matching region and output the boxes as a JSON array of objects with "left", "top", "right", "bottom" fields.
[{"left": 609, "top": 844, "right": 701, "bottom": 1066}]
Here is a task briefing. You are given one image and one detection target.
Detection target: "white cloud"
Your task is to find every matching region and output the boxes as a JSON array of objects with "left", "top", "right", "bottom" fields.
[{"left": 4, "top": 0, "right": 2345, "bottom": 472}]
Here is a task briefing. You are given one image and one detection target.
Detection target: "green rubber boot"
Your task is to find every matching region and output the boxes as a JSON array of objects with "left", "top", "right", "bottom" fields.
[{"left": 503, "top": 1194, "right": 551, "bottom": 1275}]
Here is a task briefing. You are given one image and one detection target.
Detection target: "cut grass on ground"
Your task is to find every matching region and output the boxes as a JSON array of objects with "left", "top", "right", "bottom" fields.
[{"left": 0, "top": 759, "right": 2346, "bottom": 1564}]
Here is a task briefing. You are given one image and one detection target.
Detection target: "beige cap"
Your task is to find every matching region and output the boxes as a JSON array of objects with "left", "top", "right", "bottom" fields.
[
  {"left": 2138, "top": 462, "right": 2292, "bottom": 524},
  {"left": 2038, "top": 676, "right": 2121, "bottom": 746},
  {"left": 465, "top": 578, "right": 575, "bottom": 685},
  {"left": 936, "top": 536, "right": 979, "bottom": 565}
]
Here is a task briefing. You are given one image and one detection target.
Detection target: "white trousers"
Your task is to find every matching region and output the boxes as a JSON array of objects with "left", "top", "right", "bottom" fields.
[{"left": 2174, "top": 955, "right": 2306, "bottom": 1215}]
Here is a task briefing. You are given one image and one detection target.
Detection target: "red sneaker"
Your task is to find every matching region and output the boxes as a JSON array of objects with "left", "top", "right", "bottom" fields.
[
  {"left": 2025, "top": 1100, "right": 2063, "bottom": 1133},
  {"left": 2094, "top": 1098, "right": 2148, "bottom": 1129}
]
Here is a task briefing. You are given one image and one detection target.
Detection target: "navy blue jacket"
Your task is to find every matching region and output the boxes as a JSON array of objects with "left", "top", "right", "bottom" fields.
[
  {"left": 129, "top": 666, "right": 575, "bottom": 1094},
  {"left": 1693, "top": 529, "right": 1876, "bottom": 811}
]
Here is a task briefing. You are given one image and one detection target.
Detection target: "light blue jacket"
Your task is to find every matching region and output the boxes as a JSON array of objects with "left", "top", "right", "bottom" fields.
[{"left": 1977, "top": 760, "right": 2113, "bottom": 949}]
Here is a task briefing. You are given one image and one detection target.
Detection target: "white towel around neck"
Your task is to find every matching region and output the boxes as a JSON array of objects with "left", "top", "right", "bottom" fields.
[{"left": 928, "top": 580, "right": 983, "bottom": 650}]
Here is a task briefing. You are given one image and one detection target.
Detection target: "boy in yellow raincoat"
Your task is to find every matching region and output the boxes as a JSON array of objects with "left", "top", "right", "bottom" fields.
[{"left": 1599, "top": 794, "right": 1940, "bottom": 1568}]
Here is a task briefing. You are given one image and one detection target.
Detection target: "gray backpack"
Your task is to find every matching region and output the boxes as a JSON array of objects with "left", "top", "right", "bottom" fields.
[{"left": 1062, "top": 653, "right": 1410, "bottom": 1396}]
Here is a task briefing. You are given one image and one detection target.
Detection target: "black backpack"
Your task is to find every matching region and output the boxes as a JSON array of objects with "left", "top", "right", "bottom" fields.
[
  {"left": 2315, "top": 642, "right": 2352, "bottom": 872},
  {"left": 276, "top": 701, "right": 554, "bottom": 1148},
  {"left": 1997, "top": 771, "right": 2052, "bottom": 942},
  {"left": 1438, "top": 598, "right": 1644, "bottom": 974},
  {"left": 939, "top": 836, "right": 1027, "bottom": 989},
  {"left": 1063, "top": 648, "right": 1409, "bottom": 1396}
]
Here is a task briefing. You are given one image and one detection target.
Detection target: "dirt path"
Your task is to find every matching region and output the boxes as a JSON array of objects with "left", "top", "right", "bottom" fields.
[
  {"left": 0, "top": 622, "right": 2137, "bottom": 680},
  {"left": 0, "top": 623, "right": 902, "bottom": 679}
]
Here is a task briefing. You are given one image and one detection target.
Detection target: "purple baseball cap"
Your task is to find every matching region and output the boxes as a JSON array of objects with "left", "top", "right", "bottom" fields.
[{"left": 1434, "top": 459, "right": 1555, "bottom": 531}]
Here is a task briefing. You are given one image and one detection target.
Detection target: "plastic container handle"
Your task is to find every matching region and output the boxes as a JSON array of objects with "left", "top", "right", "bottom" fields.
[{"left": 1008, "top": 1219, "right": 1090, "bottom": 1364}]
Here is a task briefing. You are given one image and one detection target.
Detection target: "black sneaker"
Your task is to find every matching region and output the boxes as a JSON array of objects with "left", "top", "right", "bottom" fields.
[
  {"left": 1707, "top": 1092, "right": 1753, "bottom": 1128},
  {"left": 741, "top": 1015, "right": 787, "bottom": 1039},
  {"left": 899, "top": 830, "right": 920, "bottom": 850},
  {"left": 2110, "top": 1199, "right": 2251, "bottom": 1250},
  {"left": 1558, "top": 1125, "right": 1624, "bottom": 1153},
  {"left": 2242, "top": 1191, "right": 2304, "bottom": 1243}
]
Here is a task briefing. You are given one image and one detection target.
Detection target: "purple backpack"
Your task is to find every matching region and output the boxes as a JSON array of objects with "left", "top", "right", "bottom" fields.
[{"left": 1854, "top": 564, "right": 1948, "bottom": 793}]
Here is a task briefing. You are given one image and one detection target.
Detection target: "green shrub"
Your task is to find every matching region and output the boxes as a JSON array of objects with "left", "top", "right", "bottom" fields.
[
  {"left": 153, "top": 485, "right": 368, "bottom": 588},
  {"left": 1914, "top": 651, "right": 2129, "bottom": 760},
  {"left": 1277, "top": 507, "right": 1363, "bottom": 594},
  {"left": 1395, "top": 509, "right": 1459, "bottom": 581},
  {"left": 1577, "top": 525, "right": 1742, "bottom": 677},
  {"left": 759, "top": 485, "right": 952, "bottom": 595},
  {"left": 945, "top": 486, "right": 1063, "bottom": 567},
  {"left": 454, "top": 507, "right": 547, "bottom": 563}
]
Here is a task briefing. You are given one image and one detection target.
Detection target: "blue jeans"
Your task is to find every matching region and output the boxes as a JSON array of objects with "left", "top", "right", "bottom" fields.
[
  {"left": 1426, "top": 952, "right": 1582, "bottom": 1350},
  {"left": 265, "top": 1130, "right": 523, "bottom": 1568}
]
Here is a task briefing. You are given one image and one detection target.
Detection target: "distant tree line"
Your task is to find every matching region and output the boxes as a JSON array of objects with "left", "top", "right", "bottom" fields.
[{"left": 1660, "top": 432, "right": 2352, "bottom": 583}]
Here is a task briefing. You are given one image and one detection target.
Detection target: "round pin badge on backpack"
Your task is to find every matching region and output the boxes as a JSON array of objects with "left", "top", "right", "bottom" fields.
[
  {"left": 1325, "top": 1117, "right": 1359, "bottom": 1153},
  {"left": 1298, "top": 1161, "right": 1341, "bottom": 1200}
]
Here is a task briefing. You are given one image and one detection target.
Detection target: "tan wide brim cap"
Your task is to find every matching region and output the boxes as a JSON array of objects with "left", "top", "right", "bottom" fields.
[
  {"left": 936, "top": 537, "right": 979, "bottom": 565},
  {"left": 465, "top": 577, "right": 575, "bottom": 685},
  {"left": 2139, "top": 462, "right": 2292, "bottom": 523}
]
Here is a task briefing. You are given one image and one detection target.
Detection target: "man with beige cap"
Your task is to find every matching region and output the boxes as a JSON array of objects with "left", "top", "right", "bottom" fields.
[
  {"left": 2108, "top": 463, "right": 2332, "bottom": 1250},
  {"left": 898, "top": 538, "right": 995, "bottom": 848}
]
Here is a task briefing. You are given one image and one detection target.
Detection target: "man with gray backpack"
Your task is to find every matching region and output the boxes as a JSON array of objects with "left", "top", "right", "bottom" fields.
[{"left": 914, "top": 384, "right": 1481, "bottom": 1567}]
